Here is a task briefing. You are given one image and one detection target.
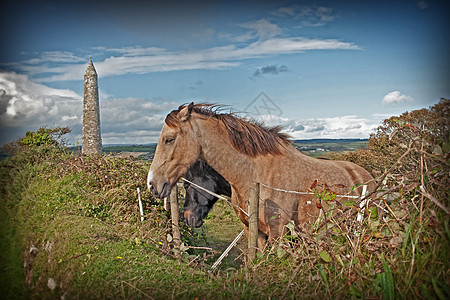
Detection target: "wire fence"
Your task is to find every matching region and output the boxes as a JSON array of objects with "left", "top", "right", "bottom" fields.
[
  {"left": 180, "top": 177, "right": 249, "bottom": 217},
  {"left": 181, "top": 177, "right": 370, "bottom": 217},
  {"left": 178, "top": 176, "right": 372, "bottom": 270}
]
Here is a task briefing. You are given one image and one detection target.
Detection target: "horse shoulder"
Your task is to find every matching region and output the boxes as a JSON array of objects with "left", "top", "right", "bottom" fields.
[
  {"left": 326, "top": 160, "right": 375, "bottom": 191},
  {"left": 333, "top": 160, "right": 372, "bottom": 178}
]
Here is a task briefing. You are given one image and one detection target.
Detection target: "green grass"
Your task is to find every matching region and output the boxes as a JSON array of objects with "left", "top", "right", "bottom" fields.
[
  {"left": 187, "top": 199, "right": 247, "bottom": 270},
  {"left": 0, "top": 202, "right": 28, "bottom": 299},
  {"left": 102, "top": 144, "right": 157, "bottom": 154},
  {"left": 292, "top": 139, "right": 368, "bottom": 158},
  {"left": 0, "top": 148, "right": 263, "bottom": 299},
  {"left": 1, "top": 137, "right": 448, "bottom": 299}
]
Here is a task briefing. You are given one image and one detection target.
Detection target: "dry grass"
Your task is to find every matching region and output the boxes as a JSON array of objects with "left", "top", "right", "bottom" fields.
[{"left": 1, "top": 100, "right": 449, "bottom": 299}]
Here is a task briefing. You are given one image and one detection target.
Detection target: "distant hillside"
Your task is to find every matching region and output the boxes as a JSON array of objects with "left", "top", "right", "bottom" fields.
[
  {"left": 102, "top": 144, "right": 157, "bottom": 153},
  {"left": 293, "top": 138, "right": 368, "bottom": 143},
  {"left": 96, "top": 139, "right": 368, "bottom": 159},
  {"left": 292, "top": 139, "right": 368, "bottom": 158},
  {"left": 3, "top": 140, "right": 368, "bottom": 161}
]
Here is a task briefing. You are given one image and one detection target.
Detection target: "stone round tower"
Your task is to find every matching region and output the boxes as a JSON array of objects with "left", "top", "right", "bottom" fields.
[{"left": 82, "top": 58, "right": 102, "bottom": 155}]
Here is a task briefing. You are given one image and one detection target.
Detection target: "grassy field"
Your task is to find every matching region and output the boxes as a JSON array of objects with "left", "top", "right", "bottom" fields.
[
  {"left": 98, "top": 139, "right": 368, "bottom": 159},
  {"left": 0, "top": 147, "right": 261, "bottom": 299},
  {"left": 292, "top": 139, "right": 368, "bottom": 158},
  {"left": 102, "top": 144, "right": 157, "bottom": 154},
  {"left": 0, "top": 121, "right": 448, "bottom": 299}
]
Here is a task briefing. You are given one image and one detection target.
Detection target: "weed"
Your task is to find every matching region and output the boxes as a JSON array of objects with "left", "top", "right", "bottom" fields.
[{"left": 1, "top": 100, "right": 448, "bottom": 299}]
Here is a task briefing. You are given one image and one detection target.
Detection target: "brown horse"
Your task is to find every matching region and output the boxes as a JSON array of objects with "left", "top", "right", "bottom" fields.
[{"left": 148, "top": 103, "right": 375, "bottom": 248}]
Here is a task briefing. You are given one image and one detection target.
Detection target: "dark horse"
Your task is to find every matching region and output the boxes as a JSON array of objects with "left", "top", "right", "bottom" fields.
[{"left": 183, "top": 160, "right": 231, "bottom": 228}]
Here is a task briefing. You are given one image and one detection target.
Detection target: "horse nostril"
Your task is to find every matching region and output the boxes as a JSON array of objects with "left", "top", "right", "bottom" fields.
[
  {"left": 148, "top": 182, "right": 159, "bottom": 198},
  {"left": 149, "top": 181, "right": 156, "bottom": 192},
  {"left": 183, "top": 211, "right": 190, "bottom": 225},
  {"left": 184, "top": 211, "right": 198, "bottom": 228}
]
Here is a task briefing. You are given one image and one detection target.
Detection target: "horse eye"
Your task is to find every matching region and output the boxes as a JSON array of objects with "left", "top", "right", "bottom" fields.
[{"left": 165, "top": 137, "right": 175, "bottom": 144}]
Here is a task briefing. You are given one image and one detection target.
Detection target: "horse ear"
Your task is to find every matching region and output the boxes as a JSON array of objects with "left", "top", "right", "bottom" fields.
[{"left": 179, "top": 102, "right": 194, "bottom": 122}]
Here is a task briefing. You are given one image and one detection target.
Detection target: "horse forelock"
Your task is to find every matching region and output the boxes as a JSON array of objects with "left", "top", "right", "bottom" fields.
[
  {"left": 166, "top": 103, "right": 291, "bottom": 157},
  {"left": 164, "top": 109, "right": 181, "bottom": 128},
  {"left": 164, "top": 103, "right": 216, "bottom": 128}
]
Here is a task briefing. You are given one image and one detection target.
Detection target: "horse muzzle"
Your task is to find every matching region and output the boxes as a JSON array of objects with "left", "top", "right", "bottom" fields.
[
  {"left": 148, "top": 181, "right": 171, "bottom": 199},
  {"left": 147, "top": 169, "right": 171, "bottom": 199},
  {"left": 183, "top": 210, "right": 204, "bottom": 228}
]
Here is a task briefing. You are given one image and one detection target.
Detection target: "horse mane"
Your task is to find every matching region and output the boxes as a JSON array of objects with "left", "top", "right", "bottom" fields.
[{"left": 165, "top": 103, "right": 291, "bottom": 157}]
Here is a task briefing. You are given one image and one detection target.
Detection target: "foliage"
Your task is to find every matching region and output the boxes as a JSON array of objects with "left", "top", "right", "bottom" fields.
[
  {"left": 330, "top": 99, "right": 449, "bottom": 218},
  {"left": 268, "top": 98, "right": 449, "bottom": 298},
  {"left": 1, "top": 99, "right": 449, "bottom": 299},
  {"left": 1, "top": 132, "right": 170, "bottom": 298},
  {"left": 330, "top": 98, "right": 449, "bottom": 174},
  {"left": 0, "top": 131, "right": 251, "bottom": 298},
  {"left": 20, "top": 127, "right": 70, "bottom": 147},
  {"left": 2, "top": 126, "right": 71, "bottom": 154}
]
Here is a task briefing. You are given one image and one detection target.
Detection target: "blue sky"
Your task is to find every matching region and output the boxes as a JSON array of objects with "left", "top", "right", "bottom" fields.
[{"left": 0, "top": 0, "right": 448, "bottom": 145}]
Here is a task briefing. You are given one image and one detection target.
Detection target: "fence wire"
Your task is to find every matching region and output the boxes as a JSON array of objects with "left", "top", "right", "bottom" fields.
[{"left": 178, "top": 177, "right": 372, "bottom": 270}]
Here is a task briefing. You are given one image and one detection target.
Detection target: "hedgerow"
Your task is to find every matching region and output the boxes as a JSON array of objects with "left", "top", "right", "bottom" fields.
[{"left": 1, "top": 99, "right": 449, "bottom": 299}]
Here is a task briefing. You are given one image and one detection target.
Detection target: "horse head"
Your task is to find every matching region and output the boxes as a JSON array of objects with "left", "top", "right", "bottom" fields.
[
  {"left": 147, "top": 102, "right": 200, "bottom": 198},
  {"left": 183, "top": 160, "right": 231, "bottom": 227}
]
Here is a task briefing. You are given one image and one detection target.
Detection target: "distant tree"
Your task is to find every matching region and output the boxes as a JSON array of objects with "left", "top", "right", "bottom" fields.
[{"left": 2, "top": 126, "right": 71, "bottom": 155}]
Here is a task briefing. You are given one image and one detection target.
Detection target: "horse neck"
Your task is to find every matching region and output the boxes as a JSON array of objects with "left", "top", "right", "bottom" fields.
[{"left": 193, "top": 117, "right": 254, "bottom": 189}]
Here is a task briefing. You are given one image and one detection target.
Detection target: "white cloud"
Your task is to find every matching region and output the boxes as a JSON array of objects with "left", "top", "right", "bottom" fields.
[
  {"left": 25, "top": 51, "right": 86, "bottom": 64},
  {"left": 257, "top": 114, "right": 381, "bottom": 139},
  {"left": 11, "top": 13, "right": 359, "bottom": 84},
  {"left": 103, "top": 46, "right": 166, "bottom": 57},
  {"left": 272, "top": 5, "right": 336, "bottom": 27},
  {"left": 273, "top": 6, "right": 296, "bottom": 17},
  {"left": 239, "top": 19, "right": 283, "bottom": 41},
  {"left": 25, "top": 37, "right": 358, "bottom": 82},
  {"left": 0, "top": 71, "right": 82, "bottom": 125},
  {"left": 99, "top": 98, "right": 177, "bottom": 145},
  {"left": 0, "top": 70, "right": 383, "bottom": 145},
  {"left": 0, "top": 71, "right": 176, "bottom": 146},
  {"left": 372, "top": 113, "right": 393, "bottom": 119},
  {"left": 382, "top": 91, "right": 414, "bottom": 104},
  {"left": 9, "top": 12, "right": 358, "bottom": 83},
  {"left": 0, "top": 71, "right": 83, "bottom": 144}
]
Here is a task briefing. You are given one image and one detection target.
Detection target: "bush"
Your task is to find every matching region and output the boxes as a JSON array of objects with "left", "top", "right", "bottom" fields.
[
  {"left": 3, "top": 126, "right": 71, "bottom": 154},
  {"left": 0, "top": 127, "right": 175, "bottom": 299},
  {"left": 1, "top": 100, "right": 449, "bottom": 299},
  {"left": 330, "top": 99, "right": 449, "bottom": 197},
  {"left": 321, "top": 99, "right": 450, "bottom": 298}
]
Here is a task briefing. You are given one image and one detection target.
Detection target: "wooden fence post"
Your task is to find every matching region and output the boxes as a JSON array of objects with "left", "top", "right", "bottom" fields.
[
  {"left": 169, "top": 184, "right": 181, "bottom": 257},
  {"left": 248, "top": 182, "right": 260, "bottom": 262}
]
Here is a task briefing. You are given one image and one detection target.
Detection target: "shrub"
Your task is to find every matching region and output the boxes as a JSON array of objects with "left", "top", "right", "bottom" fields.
[
  {"left": 321, "top": 99, "right": 450, "bottom": 298},
  {"left": 3, "top": 126, "right": 71, "bottom": 154}
]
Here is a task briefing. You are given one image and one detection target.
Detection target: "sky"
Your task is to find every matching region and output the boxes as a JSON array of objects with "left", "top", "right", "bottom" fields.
[{"left": 0, "top": 0, "right": 449, "bottom": 146}]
